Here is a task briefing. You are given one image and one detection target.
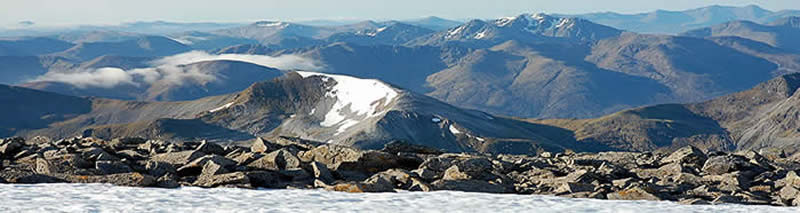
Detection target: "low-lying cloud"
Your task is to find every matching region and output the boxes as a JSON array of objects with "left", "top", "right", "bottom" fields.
[
  {"left": 32, "top": 51, "right": 323, "bottom": 89},
  {"left": 36, "top": 67, "right": 137, "bottom": 88}
]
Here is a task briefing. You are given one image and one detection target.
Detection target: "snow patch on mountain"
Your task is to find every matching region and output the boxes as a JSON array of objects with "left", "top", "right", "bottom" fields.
[
  {"left": 296, "top": 71, "right": 400, "bottom": 136},
  {"left": 256, "top": 21, "right": 288, "bottom": 28},
  {"left": 209, "top": 102, "right": 234, "bottom": 113},
  {"left": 449, "top": 124, "right": 463, "bottom": 134}
]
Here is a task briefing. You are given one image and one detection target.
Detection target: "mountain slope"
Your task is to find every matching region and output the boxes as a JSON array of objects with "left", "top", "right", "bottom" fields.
[
  {"left": 0, "top": 37, "right": 75, "bottom": 56},
  {"left": 10, "top": 72, "right": 578, "bottom": 154},
  {"left": 0, "top": 84, "right": 92, "bottom": 136},
  {"left": 52, "top": 36, "right": 191, "bottom": 61},
  {"left": 533, "top": 73, "right": 800, "bottom": 153},
  {"left": 681, "top": 17, "right": 800, "bottom": 52},
  {"left": 264, "top": 35, "right": 782, "bottom": 119}
]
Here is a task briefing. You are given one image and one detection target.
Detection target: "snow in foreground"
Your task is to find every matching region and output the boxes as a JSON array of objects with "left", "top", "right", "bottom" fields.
[{"left": 1, "top": 184, "right": 798, "bottom": 213}]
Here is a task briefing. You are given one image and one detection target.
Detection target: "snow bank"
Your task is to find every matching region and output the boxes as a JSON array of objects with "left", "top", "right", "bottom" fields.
[{"left": 0, "top": 184, "right": 795, "bottom": 213}]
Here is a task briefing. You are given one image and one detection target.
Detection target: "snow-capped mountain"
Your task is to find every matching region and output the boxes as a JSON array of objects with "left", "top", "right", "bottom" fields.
[
  {"left": 199, "top": 72, "right": 572, "bottom": 152},
  {"left": 408, "top": 13, "right": 622, "bottom": 47}
]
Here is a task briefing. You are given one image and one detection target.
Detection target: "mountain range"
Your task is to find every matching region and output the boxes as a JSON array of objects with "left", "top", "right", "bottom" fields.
[
  {"left": 567, "top": 5, "right": 800, "bottom": 34},
  {"left": 4, "top": 71, "right": 800, "bottom": 155},
  {"left": 3, "top": 5, "right": 800, "bottom": 155}
]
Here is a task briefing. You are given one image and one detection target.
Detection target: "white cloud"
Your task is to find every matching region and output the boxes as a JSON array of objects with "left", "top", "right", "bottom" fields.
[
  {"left": 31, "top": 51, "right": 323, "bottom": 89},
  {"left": 151, "top": 51, "right": 322, "bottom": 71},
  {"left": 35, "top": 67, "right": 138, "bottom": 89}
]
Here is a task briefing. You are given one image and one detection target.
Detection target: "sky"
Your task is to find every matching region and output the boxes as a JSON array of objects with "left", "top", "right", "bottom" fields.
[{"left": 1, "top": 0, "right": 799, "bottom": 28}]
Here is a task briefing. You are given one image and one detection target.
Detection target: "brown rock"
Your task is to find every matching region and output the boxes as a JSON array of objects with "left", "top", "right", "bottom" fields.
[
  {"left": 66, "top": 172, "right": 156, "bottom": 187},
  {"left": 150, "top": 150, "right": 205, "bottom": 167},
  {"left": 247, "top": 149, "right": 301, "bottom": 171},
  {"left": 194, "top": 172, "right": 250, "bottom": 188},
  {"left": 607, "top": 187, "right": 662, "bottom": 201}
]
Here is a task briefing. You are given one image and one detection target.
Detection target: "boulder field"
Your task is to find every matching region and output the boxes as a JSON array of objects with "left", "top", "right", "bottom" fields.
[{"left": 3, "top": 136, "right": 800, "bottom": 206}]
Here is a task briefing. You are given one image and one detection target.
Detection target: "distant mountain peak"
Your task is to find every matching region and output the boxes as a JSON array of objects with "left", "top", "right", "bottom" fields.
[{"left": 254, "top": 21, "right": 290, "bottom": 28}]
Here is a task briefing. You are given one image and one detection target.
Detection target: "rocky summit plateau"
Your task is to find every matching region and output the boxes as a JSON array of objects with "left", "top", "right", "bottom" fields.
[{"left": 3, "top": 135, "right": 800, "bottom": 206}]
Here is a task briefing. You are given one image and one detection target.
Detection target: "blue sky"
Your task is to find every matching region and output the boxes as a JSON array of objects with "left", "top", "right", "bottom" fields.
[{"left": 1, "top": 0, "right": 798, "bottom": 28}]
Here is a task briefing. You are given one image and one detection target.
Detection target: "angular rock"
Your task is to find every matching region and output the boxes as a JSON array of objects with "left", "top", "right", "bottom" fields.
[
  {"left": 408, "top": 178, "right": 432, "bottom": 192},
  {"left": 150, "top": 150, "right": 205, "bottom": 167},
  {"left": 35, "top": 154, "right": 93, "bottom": 175},
  {"left": 556, "top": 182, "right": 597, "bottom": 194},
  {"left": 273, "top": 136, "right": 324, "bottom": 151},
  {"left": 431, "top": 179, "right": 510, "bottom": 193},
  {"left": 758, "top": 148, "right": 786, "bottom": 161},
  {"left": 80, "top": 147, "right": 109, "bottom": 161},
  {"left": 194, "top": 172, "right": 250, "bottom": 188},
  {"left": 201, "top": 160, "right": 229, "bottom": 176},
  {"left": 0, "top": 139, "right": 23, "bottom": 158},
  {"left": 145, "top": 161, "right": 177, "bottom": 177},
  {"left": 311, "top": 161, "right": 335, "bottom": 184},
  {"left": 66, "top": 172, "right": 156, "bottom": 187},
  {"left": 156, "top": 174, "right": 180, "bottom": 188},
  {"left": 441, "top": 158, "right": 493, "bottom": 181},
  {"left": 247, "top": 149, "right": 301, "bottom": 171},
  {"left": 328, "top": 175, "right": 395, "bottom": 193},
  {"left": 277, "top": 168, "right": 312, "bottom": 182},
  {"left": 607, "top": 187, "right": 661, "bottom": 201},
  {"left": 116, "top": 150, "right": 148, "bottom": 161},
  {"left": 703, "top": 171, "right": 752, "bottom": 192},
  {"left": 195, "top": 140, "right": 226, "bottom": 156},
  {"left": 369, "top": 169, "right": 418, "bottom": 189},
  {"left": 300, "top": 145, "right": 405, "bottom": 174},
  {"left": 177, "top": 155, "right": 236, "bottom": 176},
  {"left": 251, "top": 137, "right": 279, "bottom": 153},
  {"left": 246, "top": 171, "right": 279, "bottom": 188},
  {"left": 109, "top": 137, "right": 147, "bottom": 150},
  {"left": 702, "top": 155, "right": 753, "bottom": 175},
  {"left": 660, "top": 146, "right": 707, "bottom": 167},
  {"left": 413, "top": 156, "right": 460, "bottom": 181},
  {"left": 381, "top": 140, "right": 443, "bottom": 155},
  {"left": 95, "top": 161, "right": 133, "bottom": 174}
]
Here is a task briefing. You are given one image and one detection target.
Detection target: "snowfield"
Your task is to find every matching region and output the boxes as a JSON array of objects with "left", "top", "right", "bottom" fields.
[
  {"left": 1, "top": 184, "right": 798, "bottom": 213},
  {"left": 296, "top": 71, "right": 399, "bottom": 136}
]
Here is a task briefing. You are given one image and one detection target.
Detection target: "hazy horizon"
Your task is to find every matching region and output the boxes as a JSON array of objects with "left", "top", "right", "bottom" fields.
[{"left": 2, "top": 0, "right": 799, "bottom": 29}]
